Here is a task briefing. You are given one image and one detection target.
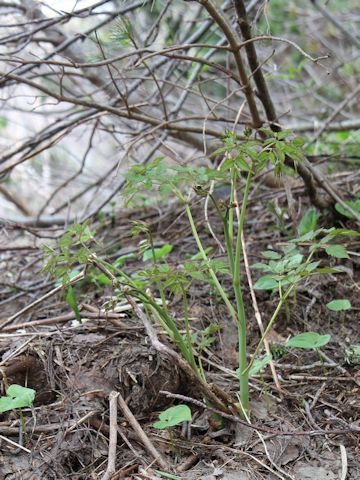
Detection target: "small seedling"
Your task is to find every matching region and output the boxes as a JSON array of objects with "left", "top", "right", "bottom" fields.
[
  {"left": 326, "top": 299, "right": 352, "bottom": 323},
  {"left": 153, "top": 405, "right": 192, "bottom": 456},
  {"left": 345, "top": 344, "right": 360, "bottom": 365},
  {"left": 285, "top": 332, "right": 331, "bottom": 369},
  {"left": 285, "top": 332, "right": 331, "bottom": 350},
  {"left": 153, "top": 404, "right": 192, "bottom": 430},
  {"left": 0, "top": 384, "right": 36, "bottom": 441},
  {"left": 0, "top": 384, "right": 35, "bottom": 412},
  {"left": 247, "top": 354, "right": 272, "bottom": 377}
]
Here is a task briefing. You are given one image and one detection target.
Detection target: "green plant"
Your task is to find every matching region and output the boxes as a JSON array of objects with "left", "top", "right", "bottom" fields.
[
  {"left": 247, "top": 226, "right": 358, "bottom": 375},
  {"left": 43, "top": 130, "right": 359, "bottom": 417},
  {"left": 285, "top": 332, "right": 331, "bottom": 370},
  {"left": 122, "top": 129, "right": 308, "bottom": 413},
  {"left": 153, "top": 404, "right": 192, "bottom": 459},
  {"left": 345, "top": 344, "right": 360, "bottom": 365},
  {"left": 0, "top": 384, "right": 35, "bottom": 413},
  {"left": 42, "top": 222, "right": 97, "bottom": 317},
  {"left": 298, "top": 208, "right": 319, "bottom": 236},
  {"left": 0, "top": 384, "right": 36, "bottom": 441},
  {"left": 153, "top": 405, "right": 192, "bottom": 430},
  {"left": 335, "top": 197, "right": 360, "bottom": 219},
  {"left": 326, "top": 299, "right": 352, "bottom": 323},
  {"left": 285, "top": 332, "right": 331, "bottom": 349},
  {"left": 247, "top": 354, "right": 273, "bottom": 377}
]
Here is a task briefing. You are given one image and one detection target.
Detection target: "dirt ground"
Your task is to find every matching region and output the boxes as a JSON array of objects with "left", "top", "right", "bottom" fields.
[{"left": 0, "top": 192, "right": 359, "bottom": 479}]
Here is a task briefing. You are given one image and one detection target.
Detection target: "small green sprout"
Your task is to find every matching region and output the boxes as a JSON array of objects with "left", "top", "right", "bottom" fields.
[
  {"left": 0, "top": 384, "right": 35, "bottom": 413},
  {"left": 298, "top": 208, "right": 319, "bottom": 236},
  {"left": 345, "top": 344, "right": 360, "bottom": 365},
  {"left": 153, "top": 405, "right": 191, "bottom": 430},
  {"left": 326, "top": 299, "right": 352, "bottom": 323},
  {"left": 285, "top": 332, "right": 331, "bottom": 350}
]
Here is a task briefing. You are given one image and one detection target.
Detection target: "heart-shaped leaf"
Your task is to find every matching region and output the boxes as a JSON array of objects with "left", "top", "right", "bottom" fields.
[
  {"left": 248, "top": 354, "right": 272, "bottom": 377},
  {"left": 0, "top": 384, "right": 36, "bottom": 413},
  {"left": 326, "top": 299, "right": 351, "bottom": 311},
  {"left": 285, "top": 332, "right": 331, "bottom": 349},
  {"left": 153, "top": 405, "right": 191, "bottom": 429}
]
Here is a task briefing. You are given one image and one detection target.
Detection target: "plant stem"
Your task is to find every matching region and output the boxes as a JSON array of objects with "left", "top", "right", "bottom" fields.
[
  {"left": 149, "top": 233, "right": 169, "bottom": 315},
  {"left": 181, "top": 285, "right": 201, "bottom": 380},
  {"left": 184, "top": 203, "right": 238, "bottom": 321},
  {"left": 232, "top": 169, "right": 253, "bottom": 412},
  {"left": 228, "top": 166, "right": 237, "bottom": 243},
  {"left": 245, "top": 284, "right": 295, "bottom": 375}
]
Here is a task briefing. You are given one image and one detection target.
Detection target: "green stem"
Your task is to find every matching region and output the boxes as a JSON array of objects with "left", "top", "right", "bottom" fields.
[
  {"left": 137, "top": 292, "right": 192, "bottom": 365},
  {"left": 181, "top": 285, "right": 201, "bottom": 380},
  {"left": 149, "top": 234, "right": 169, "bottom": 315},
  {"left": 228, "top": 166, "right": 236, "bottom": 243},
  {"left": 184, "top": 203, "right": 238, "bottom": 321},
  {"left": 210, "top": 194, "right": 235, "bottom": 275},
  {"left": 147, "top": 303, "right": 174, "bottom": 339},
  {"left": 232, "top": 169, "right": 253, "bottom": 413},
  {"left": 244, "top": 283, "right": 296, "bottom": 376}
]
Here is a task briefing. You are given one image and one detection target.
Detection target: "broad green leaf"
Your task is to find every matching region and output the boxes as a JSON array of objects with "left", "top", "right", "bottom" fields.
[
  {"left": 66, "top": 286, "right": 81, "bottom": 323},
  {"left": 249, "top": 354, "right": 272, "bottom": 377},
  {"left": 284, "top": 253, "right": 303, "bottom": 270},
  {"left": 325, "top": 244, "right": 349, "bottom": 259},
  {"left": 282, "top": 244, "right": 298, "bottom": 254},
  {"left": 261, "top": 250, "right": 281, "bottom": 260},
  {"left": 113, "top": 253, "right": 135, "bottom": 268},
  {"left": 254, "top": 275, "right": 279, "bottom": 290},
  {"left": 326, "top": 299, "right": 351, "bottom": 311},
  {"left": 285, "top": 332, "right": 331, "bottom": 349},
  {"left": 251, "top": 262, "right": 271, "bottom": 271},
  {"left": 0, "top": 385, "right": 36, "bottom": 413},
  {"left": 335, "top": 199, "right": 360, "bottom": 219},
  {"left": 142, "top": 244, "right": 173, "bottom": 262},
  {"left": 305, "top": 261, "right": 321, "bottom": 273},
  {"left": 298, "top": 208, "right": 318, "bottom": 236},
  {"left": 153, "top": 405, "right": 191, "bottom": 429},
  {"left": 235, "top": 154, "right": 250, "bottom": 171},
  {"left": 93, "top": 273, "right": 112, "bottom": 285}
]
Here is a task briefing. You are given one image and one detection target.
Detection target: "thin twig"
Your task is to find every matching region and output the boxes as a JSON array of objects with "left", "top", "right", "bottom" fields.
[
  {"left": 102, "top": 391, "right": 119, "bottom": 480},
  {"left": 0, "top": 434, "right": 31, "bottom": 453},
  {"left": 117, "top": 392, "right": 170, "bottom": 471},
  {"left": 340, "top": 444, "right": 348, "bottom": 480},
  {"left": 241, "top": 233, "right": 282, "bottom": 393},
  {"left": 0, "top": 271, "right": 85, "bottom": 330}
]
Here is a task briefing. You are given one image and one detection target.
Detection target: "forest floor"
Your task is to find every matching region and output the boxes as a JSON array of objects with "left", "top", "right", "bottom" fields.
[{"left": 0, "top": 187, "right": 359, "bottom": 480}]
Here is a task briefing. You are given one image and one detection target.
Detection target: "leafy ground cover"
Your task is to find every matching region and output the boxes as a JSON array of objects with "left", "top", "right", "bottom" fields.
[{"left": 0, "top": 185, "right": 359, "bottom": 479}]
